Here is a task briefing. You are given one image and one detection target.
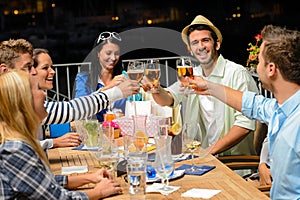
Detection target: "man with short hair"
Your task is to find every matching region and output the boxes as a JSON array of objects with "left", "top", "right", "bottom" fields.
[{"left": 142, "top": 15, "right": 259, "bottom": 159}]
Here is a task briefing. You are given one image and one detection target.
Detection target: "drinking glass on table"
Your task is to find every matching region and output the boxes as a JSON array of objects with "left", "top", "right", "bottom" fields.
[
  {"left": 127, "top": 136, "right": 148, "bottom": 200},
  {"left": 182, "top": 121, "right": 202, "bottom": 173},
  {"left": 82, "top": 119, "right": 101, "bottom": 148},
  {"left": 154, "top": 135, "right": 174, "bottom": 191},
  {"left": 176, "top": 57, "right": 194, "bottom": 94},
  {"left": 92, "top": 125, "right": 120, "bottom": 179},
  {"left": 144, "top": 59, "right": 161, "bottom": 93}
]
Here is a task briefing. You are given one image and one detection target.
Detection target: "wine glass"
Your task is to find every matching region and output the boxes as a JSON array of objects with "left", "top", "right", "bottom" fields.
[
  {"left": 154, "top": 135, "right": 174, "bottom": 191},
  {"left": 144, "top": 59, "right": 161, "bottom": 93},
  {"left": 182, "top": 121, "right": 203, "bottom": 173},
  {"left": 127, "top": 61, "right": 144, "bottom": 83},
  {"left": 92, "top": 125, "right": 120, "bottom": 179},
  {"left": 176, "top": 57, "right": 194, "bottom": 95},
  {"left": 127, "top": 61, "right": 144, "bottom": 116}
]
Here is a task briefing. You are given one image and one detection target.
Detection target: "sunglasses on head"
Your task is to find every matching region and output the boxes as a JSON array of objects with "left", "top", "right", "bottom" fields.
[{"left": 97, "top": 32, "right": 122, "bottom": 44}]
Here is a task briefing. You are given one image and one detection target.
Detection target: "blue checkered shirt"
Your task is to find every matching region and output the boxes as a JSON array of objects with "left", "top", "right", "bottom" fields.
[{"left": 0, "top": 140, "right": 89, "bottom": 199}]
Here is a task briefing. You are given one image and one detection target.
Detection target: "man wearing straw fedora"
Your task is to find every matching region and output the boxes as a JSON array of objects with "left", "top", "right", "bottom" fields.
[{"left": 142, "top": 15, "right": 259, "bottom": 171}]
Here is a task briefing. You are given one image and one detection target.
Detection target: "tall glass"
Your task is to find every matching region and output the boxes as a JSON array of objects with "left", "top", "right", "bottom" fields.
[
  {"left": 127, "top": 136, "right": 147, "bottom": 200},
  {"left": 145, "top": 59, "right": 161, "bottom": 93},
  {"left": 83, "top": 119, "right": 100, "bottom": 148},
  {"left": 176, "top": 57, "right": 194, "bottom": 94},
  {"left": 93, "top": 123, "right": 120, "bottom": 179},
  {"left": 154, "top": 135, "right": 174, "bottom": 191},
  {"left": 182, "top": 121, "right": 202, "bottom": 173}
]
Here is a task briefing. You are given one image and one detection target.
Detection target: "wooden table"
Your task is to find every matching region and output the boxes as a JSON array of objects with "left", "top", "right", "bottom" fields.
[{"left": 47, "top": 147, "right": 270, "bottom": 200}]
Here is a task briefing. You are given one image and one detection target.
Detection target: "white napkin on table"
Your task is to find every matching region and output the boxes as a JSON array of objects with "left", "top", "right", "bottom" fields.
[
  {"left": 146, "top": 183, "right": 180, "bottom": 195},
  {"left": 61, "top": 166, "right": 88, "bottom": 175},
  {"left": 181, "top": 188, "right": 221, "bottom": 198}
]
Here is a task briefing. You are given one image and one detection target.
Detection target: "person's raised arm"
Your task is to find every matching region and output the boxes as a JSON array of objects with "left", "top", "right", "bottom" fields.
[
  {"left": 43, "top": 79, "right": 140, "bottom": 125},
  {"left": 141, "top": 76, "right": 174, "bottom": 106},
  {"left": 188, "top": 76, "right": 243, "bottom": 112}
]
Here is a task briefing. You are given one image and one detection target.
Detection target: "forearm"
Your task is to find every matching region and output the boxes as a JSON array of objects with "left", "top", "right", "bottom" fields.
[
  {"left": 207, "top": 81, "right": 243, "bottom": 112},
  {"left": 151, "top": 86, "right": 174, "bottom": 106},
  {"left": 210, "top": 125, "right": 251, "bottom": 155},
  {"left": 43, "top": 92, "right": 109, "bottom": 125}
]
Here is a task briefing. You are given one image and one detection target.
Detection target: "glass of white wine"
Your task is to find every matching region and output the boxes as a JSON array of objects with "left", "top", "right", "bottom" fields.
[
  {"left": 145, "top": 59, "right": 161, "bottom": 93},
  {"left": 127, "top": 61, "right": 144, "bottom": 115},
  {"left": 176, "top": 57, "right": 194, "bottom": 95},
  {"left": 127, "top": 61, "right": 144, "bottom": 83},
  {"left": 93, "top": 125, "right": 120, "bottom": 179},
  {"left": 182, "top": 121, "right": 202, "bottom": 173}
]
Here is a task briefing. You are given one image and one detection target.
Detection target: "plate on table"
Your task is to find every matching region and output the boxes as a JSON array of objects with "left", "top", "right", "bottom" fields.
[{"left": 146, "top": 170, "right": 185, "bottom": 183}]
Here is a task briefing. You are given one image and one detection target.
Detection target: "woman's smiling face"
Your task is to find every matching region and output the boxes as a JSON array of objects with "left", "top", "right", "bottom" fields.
[
  {"left": 35, "top": 52, "right": 55, "bottom": 90},
  {"left": 98, "top": 42, "right": 120, "bottom": 71}
]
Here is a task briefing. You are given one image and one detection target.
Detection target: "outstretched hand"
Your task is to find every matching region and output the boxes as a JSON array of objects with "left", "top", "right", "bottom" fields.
[
  {"left": 117, "top": 79, "right": 140, "bottom": 98},
  {"left": 141, "top": 76, "right": 160, "bottom": 92},
  {"left": 186, "top": 76, "right": 210, "bottom": 95}
]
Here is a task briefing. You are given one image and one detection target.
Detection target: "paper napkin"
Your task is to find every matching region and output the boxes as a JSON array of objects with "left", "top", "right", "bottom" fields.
[
  {"left": 72, "top": 144, "right": 100, "bottom": 151},
  {"left": 176, "top": 164, "right": 215, "bottom": 176},
  {"left": 61, "top": 165, "right": 88, "bottom": 175},
  {"left": 146, "top": 183, "right": 180, "bottom": 195},
  {"left": 172, "top": 154, "right": 198, "bottom": 162},
  {"left": 181, "top": 188, "right": 221, "bottom": 198}
]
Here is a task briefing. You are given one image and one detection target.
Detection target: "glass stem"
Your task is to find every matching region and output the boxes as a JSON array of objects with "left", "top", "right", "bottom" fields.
[
  {"left": 191, "top": 151, "right": 195, "bottom": 169},
  {"left": 133, "top": 94, "right": 137, "bottom": 116}
]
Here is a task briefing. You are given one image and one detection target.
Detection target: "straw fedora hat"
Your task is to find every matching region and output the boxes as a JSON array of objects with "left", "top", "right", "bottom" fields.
[{"left": 181, "top": 15, "right": 223, "bottom": 46}]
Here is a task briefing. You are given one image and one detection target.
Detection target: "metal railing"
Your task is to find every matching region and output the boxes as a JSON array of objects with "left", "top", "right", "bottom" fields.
[
  {"left": 48, "top": 57, "right": 273, "bottom": 102},
  {"left": 47, "top": 62, "right": 92, "bottom": 101}
]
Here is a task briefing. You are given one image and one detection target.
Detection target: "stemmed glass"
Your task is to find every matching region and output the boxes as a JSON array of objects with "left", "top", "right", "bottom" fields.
[
  {"left": 144, "top": 59, "right": 161, "bottom": 93},
  {"left": 176, "top": 57, "right": 194, "bottom": 95},
  {"left": 127, "top": 61, "right": 144, "bottom": 116},
  {"left": 154, "top": 135, "right": 174, "bottom": 191},
  {"left": 127, "top": 61, "right": 144, "bottom": 83},
  {"left": 182, "top": 121, "right": 202, "bottom": 173},
  {"left": 92, "top": 124, "right": 120, "bottom": 179}
]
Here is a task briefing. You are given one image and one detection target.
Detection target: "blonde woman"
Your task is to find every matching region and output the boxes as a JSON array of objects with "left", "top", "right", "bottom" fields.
[{"left": 0, "top": 70, "right": 121, "bottom": 199}]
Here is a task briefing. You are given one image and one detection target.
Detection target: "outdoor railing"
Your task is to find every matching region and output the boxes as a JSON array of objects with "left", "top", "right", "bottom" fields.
[{"left": 47, "top": 62, "right": 92, "bottom": 101}]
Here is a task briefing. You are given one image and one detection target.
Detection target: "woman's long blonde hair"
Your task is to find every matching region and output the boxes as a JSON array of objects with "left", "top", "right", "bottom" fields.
[{"left": 0, "top": 70, "right": 49, "bottom": 165}]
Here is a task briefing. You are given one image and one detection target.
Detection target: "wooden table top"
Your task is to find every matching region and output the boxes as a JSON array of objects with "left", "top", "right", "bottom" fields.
[{"left": 47, "top": 147, "right": 270, "bottom": 200}]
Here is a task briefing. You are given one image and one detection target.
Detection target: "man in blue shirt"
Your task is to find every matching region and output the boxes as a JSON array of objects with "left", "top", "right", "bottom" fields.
[{"left": 188, "top": 25, "right": 300, "bottom": 199}]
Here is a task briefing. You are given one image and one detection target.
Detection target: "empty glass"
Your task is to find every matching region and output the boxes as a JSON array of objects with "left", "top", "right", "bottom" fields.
[{"left": 154, "top": 135, "right": 174, "bottom": 191}]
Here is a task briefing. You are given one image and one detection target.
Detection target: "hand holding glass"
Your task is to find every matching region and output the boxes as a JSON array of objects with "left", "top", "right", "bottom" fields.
[{"left": 176, "top": 57, "right": 194, "bottom": 94}]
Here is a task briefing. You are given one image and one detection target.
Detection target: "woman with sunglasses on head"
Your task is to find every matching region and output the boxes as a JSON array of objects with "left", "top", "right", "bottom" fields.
[
  {"left": 0, "top": 70, "right": 122, "bottom": 199},
  {"left": 74, "top": 31, "right": 129, "bottom": 122}
]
